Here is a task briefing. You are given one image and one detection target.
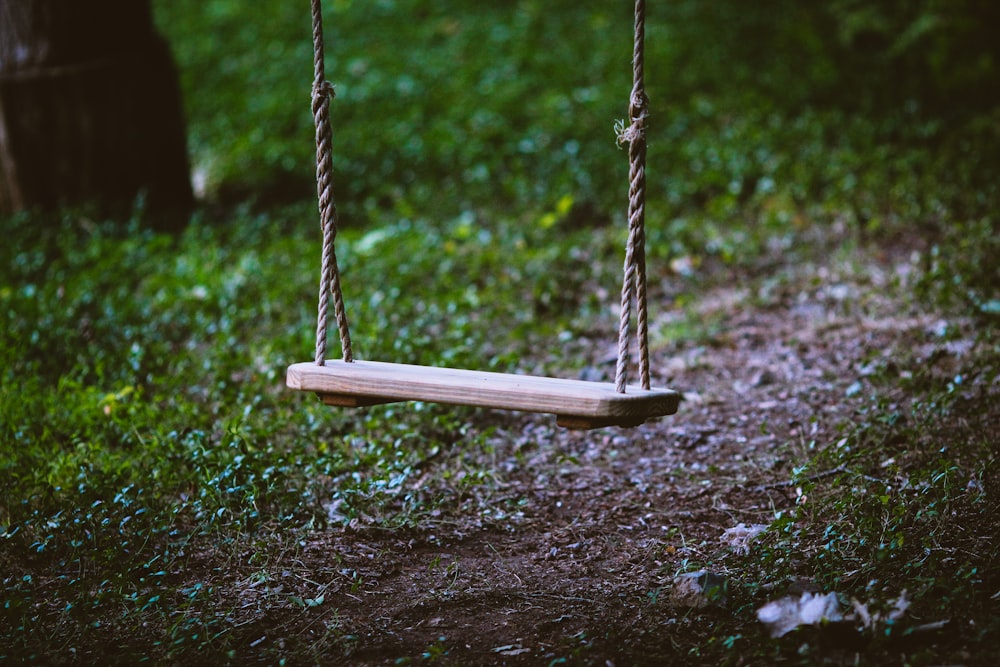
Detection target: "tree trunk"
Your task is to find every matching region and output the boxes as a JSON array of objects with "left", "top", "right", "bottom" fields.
[{"left": 0, "top": 0, "right": 192, "bottom": 225}]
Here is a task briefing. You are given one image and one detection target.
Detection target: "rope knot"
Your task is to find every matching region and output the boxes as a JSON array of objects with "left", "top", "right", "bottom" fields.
[
  {"left": 311, "top": 79, "right": 336, "bottom": 111},
  {"left": 629, "top": 89, "right": 649, "bottom": 121},
  {"left": 616, "top": 90, "right": 649, "bottom": 146}
]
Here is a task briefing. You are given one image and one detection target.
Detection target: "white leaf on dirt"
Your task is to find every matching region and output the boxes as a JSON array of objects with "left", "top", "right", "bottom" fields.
[
  {"left": 888, "top": 590, "right": 910, "bottom": 621},
  {"left": 757, "top": 592, "right": 843, "bottom": 638},
  {"left": 720, "top": 523, "right": 768, "bottom": 555},
  {"left": 850, "top": 598, "right": 872, "bottom": 629},
  {"left": 851, "top": 590, "right": 910, "bottom": 629}
]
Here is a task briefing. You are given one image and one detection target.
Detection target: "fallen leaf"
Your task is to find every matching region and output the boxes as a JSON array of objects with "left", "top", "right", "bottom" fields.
[
  {"left": 720, "top": 523, "right": 768, "bottom": 555},
  {"left": 757, "top": 592, "right": 843, "bottom": 638}
]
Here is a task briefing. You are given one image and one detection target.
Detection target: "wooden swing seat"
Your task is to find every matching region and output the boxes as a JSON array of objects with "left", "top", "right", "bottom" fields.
[
  {"left": 293, "top": 1, "right": 676, "bottom": 430},
  {"left": 286, "top": 360, "right": 680, "bottom": 429}
]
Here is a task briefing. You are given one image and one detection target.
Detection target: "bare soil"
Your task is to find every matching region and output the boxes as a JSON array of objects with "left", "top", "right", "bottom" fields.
[
  {"left": 184, "top": 242, "right": 996, "bottom": 665},
  {"left": 16, "top": 239, "right": 995, "bottom": 665}
]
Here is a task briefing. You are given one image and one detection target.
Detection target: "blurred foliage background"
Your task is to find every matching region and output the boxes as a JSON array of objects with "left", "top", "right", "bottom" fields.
[
  {"left": 153, "top": 0, "right": 999, "bottom": 310},
  {"left": 155, "top": 0, "right": 1000, "bottom": 205}
]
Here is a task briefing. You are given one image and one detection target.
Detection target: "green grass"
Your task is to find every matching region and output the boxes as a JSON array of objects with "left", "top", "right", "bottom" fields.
[
  {"left": 0, "top": 207, "right": 600, "bottom": 659},
  {"left": 3, "top": 0, "right": 1000, "bottom": 662},
  {"left": 745, "top": 346, "right": 999, "bottom": 660}
]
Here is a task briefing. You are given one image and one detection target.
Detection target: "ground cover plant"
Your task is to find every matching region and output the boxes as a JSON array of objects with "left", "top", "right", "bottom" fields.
[{"left": 2, "top": 0, "right": 999, "bottom": 664}]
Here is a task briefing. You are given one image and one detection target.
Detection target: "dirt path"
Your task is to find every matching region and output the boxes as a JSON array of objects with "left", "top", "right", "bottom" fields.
[{"left": 188, "top": 241, "right": 994, "bottom": 665}]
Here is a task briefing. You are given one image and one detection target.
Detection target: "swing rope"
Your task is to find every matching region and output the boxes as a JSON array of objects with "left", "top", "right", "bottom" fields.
[
  {"left": 309, "top": 0, "right": 652, "bottom": 394},
  {"left": 312, "top": 0, "right": 353, "bottom": 366},
  {"left": 615, "top": 0, "right": 650, "bottom": 393}
]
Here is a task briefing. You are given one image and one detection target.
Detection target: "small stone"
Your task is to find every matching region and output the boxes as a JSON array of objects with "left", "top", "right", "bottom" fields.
[
  {"left": 669, "top": 570, "right": 729, "bottom": 608},
  {"left": 752, "top": 368, "right": 778, "bottom": 386}
]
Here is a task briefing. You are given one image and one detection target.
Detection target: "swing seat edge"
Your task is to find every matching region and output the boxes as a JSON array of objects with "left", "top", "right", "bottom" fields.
[{"left": 286, "top": 360, "right": 679, "bottom": 427}]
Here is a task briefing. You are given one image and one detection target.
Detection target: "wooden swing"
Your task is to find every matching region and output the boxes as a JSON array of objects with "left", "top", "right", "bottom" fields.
[{"left": 287, "top": 0, "right": 679, "bottom": 429}]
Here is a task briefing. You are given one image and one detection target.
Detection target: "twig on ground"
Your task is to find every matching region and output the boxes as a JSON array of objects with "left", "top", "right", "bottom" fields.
[{"left": 750, "top": 466, "right": 848, "bottom": 492}]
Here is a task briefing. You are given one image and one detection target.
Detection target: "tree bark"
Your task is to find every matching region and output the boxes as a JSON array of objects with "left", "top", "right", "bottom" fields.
[{"left": 0, "top": 0, "right": 192, "bottom": 225}]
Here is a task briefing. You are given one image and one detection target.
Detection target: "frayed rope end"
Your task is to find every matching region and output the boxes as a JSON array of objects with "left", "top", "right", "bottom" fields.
[{"left": 615, "top": 117, "right": 646, "bottom": 146}]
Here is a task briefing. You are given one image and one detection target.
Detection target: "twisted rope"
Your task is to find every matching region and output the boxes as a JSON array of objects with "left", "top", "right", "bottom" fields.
[
  {"left": 312, "top": 0, "right": 353, "bottom": 365},
  {"left": 615, "top": 0, "right": 650, "bottom": 393}
]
